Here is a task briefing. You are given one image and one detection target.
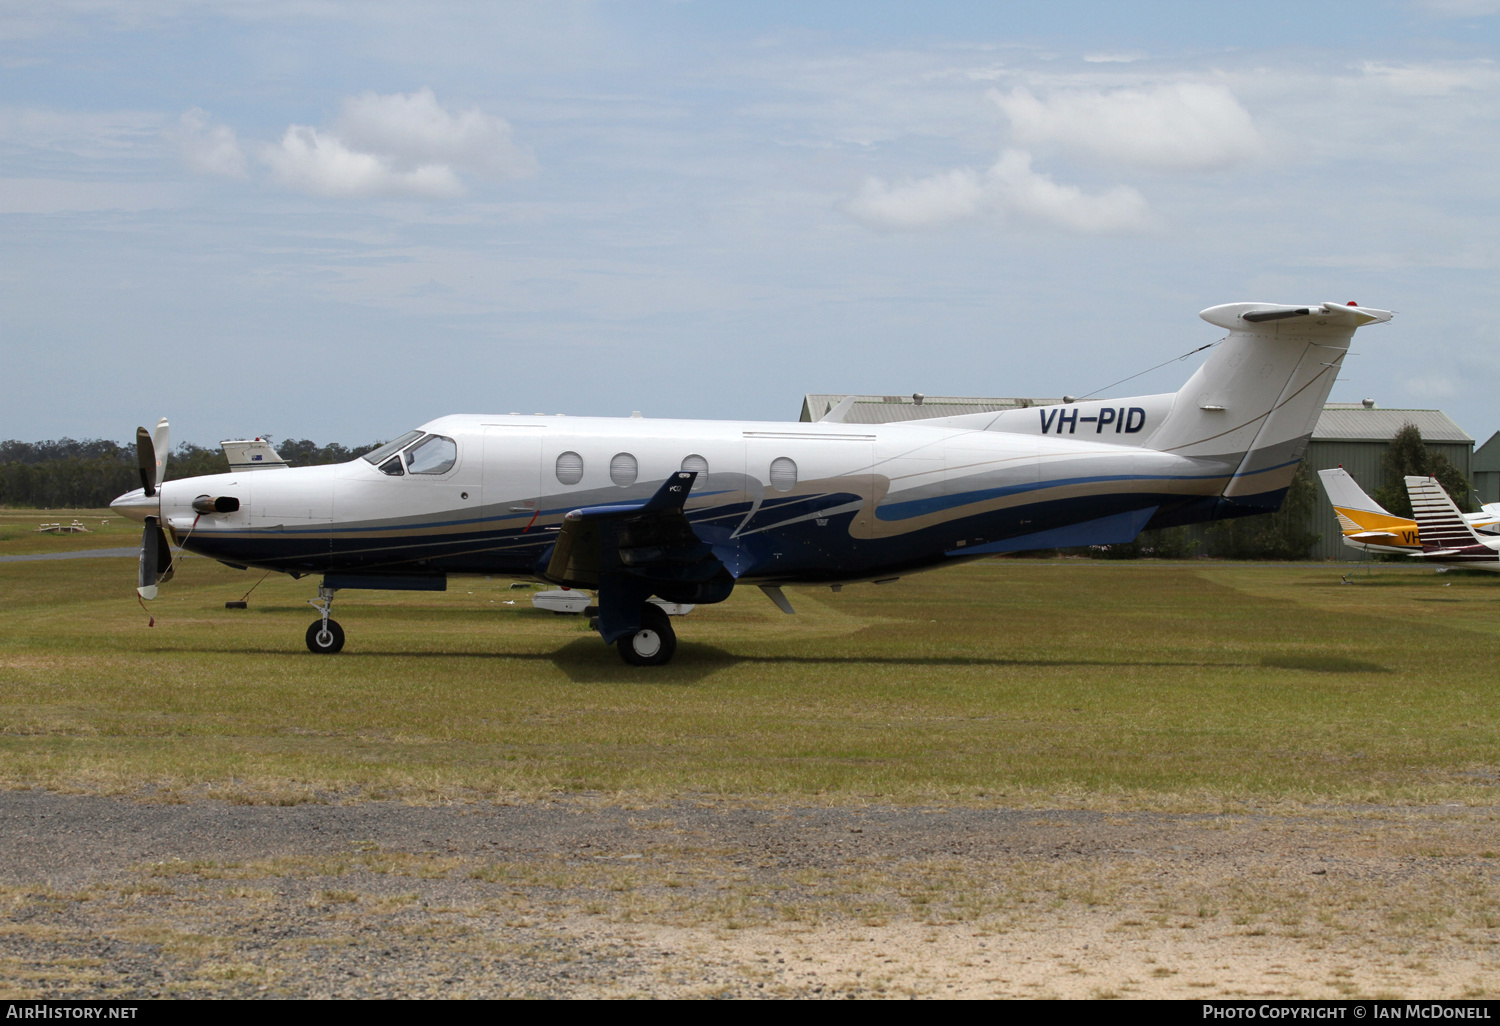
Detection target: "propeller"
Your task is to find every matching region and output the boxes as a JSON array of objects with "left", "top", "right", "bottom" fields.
[
  {"left": 138, "top": 518, "right": 174, "bottom": 600},
  {"left": 136, "top": 418, "right": 169, "bottom": 497},
  {"left": 133, "top": 418, "right": 174, "bottom": 600}
]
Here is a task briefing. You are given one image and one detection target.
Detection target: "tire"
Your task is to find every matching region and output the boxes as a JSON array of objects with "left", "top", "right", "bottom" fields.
[
  {"left": 306, "top": 618, "right": 345, "bottom": 654},
  {"left": 616, "top": 603, "right": 676, "bottom": 667}
]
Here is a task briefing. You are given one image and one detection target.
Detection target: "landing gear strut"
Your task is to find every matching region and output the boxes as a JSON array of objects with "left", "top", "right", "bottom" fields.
[
  {"left": 306, "top": 585, "right": 344, "bottom": 654},
  {"left": 617, "top": 602, "right": 676, "bottom": 667}
]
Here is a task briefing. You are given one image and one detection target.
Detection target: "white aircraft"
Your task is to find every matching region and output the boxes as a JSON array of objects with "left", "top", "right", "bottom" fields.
[
  {"left": 1404, "top": 475, "right": 1500, "bottom": 571},
  {"left": 112, "top": 300, "right": 1393, "bottom": 665}
]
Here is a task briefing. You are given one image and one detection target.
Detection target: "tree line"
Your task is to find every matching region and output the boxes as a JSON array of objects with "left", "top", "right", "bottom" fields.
[{"left": 0, "top": 438, "right": 382, "bottom": 509}]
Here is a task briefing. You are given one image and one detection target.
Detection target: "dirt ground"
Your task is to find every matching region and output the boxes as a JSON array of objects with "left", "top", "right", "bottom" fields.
[{"left": 0, "top": 792, "right": 1495, "bottom": 999}]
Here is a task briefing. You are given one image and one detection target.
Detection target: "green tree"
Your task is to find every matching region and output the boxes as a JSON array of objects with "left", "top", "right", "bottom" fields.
[
  {"left": 0, "top": 436, "right": 385, "bottom": 508},
  {"left": 1371, "top": 423, "right": 1473, "bottom": 517},
  {"left": 164, "top": 443, "right": 229, "bottom": 480},
  {"left": 276, "top": 439, "right": 384, "bottom": 466}
]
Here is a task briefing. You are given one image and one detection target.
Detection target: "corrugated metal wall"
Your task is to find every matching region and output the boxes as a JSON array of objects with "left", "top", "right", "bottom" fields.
[{"left": 1303, "top": 440, "right": 1473, "bottom": 560}]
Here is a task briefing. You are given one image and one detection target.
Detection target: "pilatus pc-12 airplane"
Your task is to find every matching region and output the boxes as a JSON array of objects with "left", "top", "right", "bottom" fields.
[{"left": 112, "top": 300, "right": 1392, "bottom": 666}]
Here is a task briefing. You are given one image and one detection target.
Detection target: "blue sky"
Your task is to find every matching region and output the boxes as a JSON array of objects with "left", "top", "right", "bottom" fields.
[{"left": 5, "top": 1, "right": 1500, "bottom": 447}]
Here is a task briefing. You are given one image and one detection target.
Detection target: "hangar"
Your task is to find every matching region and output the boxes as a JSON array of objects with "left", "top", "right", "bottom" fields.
[
  {"left": 1475, "top": 431, "right": 1500, "bottom": 506},
  {"left": 800, "top": 394, "right": 1478, "bottom": 561}
]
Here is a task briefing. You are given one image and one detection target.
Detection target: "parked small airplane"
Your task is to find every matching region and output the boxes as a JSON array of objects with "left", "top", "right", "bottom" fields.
[
  {"left": 112, "top": 301, "right": 1393, "bottom": 665},
  {"left": 1318, "top": 467, "right": 1500, "bottom": 556},
  {"left": 1404, "top": 475, "right": 1500, "bottom": 571}
]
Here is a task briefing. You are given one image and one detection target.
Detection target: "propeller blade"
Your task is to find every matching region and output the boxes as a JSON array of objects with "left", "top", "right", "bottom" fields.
[
  {"left": 135, "top": 426, "right": 156, "bottom": 498},
  {"left": 153, "top": 520, "right": 174, "bottom": 585},
  {"left": 137, "top": 521, "right": 159, "bottom": 600},
  {"left": 151, "top": 418, "right": 170, "bottom": 489},
  {"left": 137, "top": 518, "right": 173, "bottom": 599}
]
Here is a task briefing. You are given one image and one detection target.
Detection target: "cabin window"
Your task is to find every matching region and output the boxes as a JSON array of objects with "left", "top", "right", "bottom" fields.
[
  {"left": 363, "top": 430, "right": 424, "bottom": 466},
  {"left": 610, "top": 452, "right": 639, "bottom": 487},
  {"left": 681, "top": 454, "right": 709, "bottom": 476},
  {"left": 378, "top": 456, "right": 404, "bottom": 477},
  {"left": 769, "top": 456, "right": 798, "bottom": 491},
  {"left": 555, "top": 451, "right": 584, "bottom": 485},
  {"left": 404, "top": 434, "right": 457, "bottom": 475}
]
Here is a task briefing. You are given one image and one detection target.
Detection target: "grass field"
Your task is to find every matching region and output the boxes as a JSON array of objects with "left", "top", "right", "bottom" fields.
[{"left": 2, "top": 508, "right": 1498, "bottom": 806}]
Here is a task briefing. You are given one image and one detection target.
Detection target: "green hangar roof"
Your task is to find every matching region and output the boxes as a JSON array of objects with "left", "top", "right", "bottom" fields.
[{"left": 1311, "top": 404, "right": 1471, "bottom": 444}]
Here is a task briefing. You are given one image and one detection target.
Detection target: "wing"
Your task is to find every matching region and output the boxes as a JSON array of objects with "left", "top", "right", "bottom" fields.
[{"left": 544, "top": 471, "right": 734, "bottom": 643}]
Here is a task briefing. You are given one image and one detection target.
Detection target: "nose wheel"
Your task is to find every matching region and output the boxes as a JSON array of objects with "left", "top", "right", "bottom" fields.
[
  {"left": 617, "top": 602, "right": 676, "bottom": 666},
  {"left": 305, "top": 585, "right": 344, "bottom": 654}
]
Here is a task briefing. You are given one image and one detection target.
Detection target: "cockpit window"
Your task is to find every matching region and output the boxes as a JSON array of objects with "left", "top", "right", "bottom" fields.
[
  {"left": 404, "top": 434, "right": 457, "bottom": 475},
  {"left": 363, "top": 430, "right": 424, "bottom": 467},
  {"left": 378, "top": 456, "right": 404, "bottom": 477}
]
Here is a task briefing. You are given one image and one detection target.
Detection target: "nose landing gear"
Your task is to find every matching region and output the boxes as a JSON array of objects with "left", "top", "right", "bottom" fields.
[{"left": 306, "top": 585, "right": 344, "bottom": 654}]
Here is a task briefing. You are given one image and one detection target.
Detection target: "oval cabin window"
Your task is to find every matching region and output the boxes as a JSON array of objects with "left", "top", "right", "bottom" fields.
[
  {"left": 681, "top": 454, "right": 709, "bottom": 476},
  {"left": 555, "top": 451, "right": 584, "bottom": 486},
  {"left": 769, "top": 456, "right": 798, "bottom": 492},
  {"left": 610, "top": 452, "right": 639, "bottom": 487}
]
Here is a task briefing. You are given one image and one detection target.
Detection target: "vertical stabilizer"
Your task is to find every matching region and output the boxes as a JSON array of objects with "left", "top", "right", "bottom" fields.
[
  {"left": 1318, "top": 467, "right": 1393, "bottom": 520},
  {"left": 1148, "top": 302, "right": 1392, "bottom": 515}
]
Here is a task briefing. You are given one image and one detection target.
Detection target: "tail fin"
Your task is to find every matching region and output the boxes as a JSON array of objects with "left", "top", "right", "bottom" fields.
[
  {"left": 1406, "top": 476, "right": 1483, "bottom": 550},
  {"left": 222, "top": 438, "right": 287, "bottom": 472},
  {"left": 1318, "top": 467, "right": 1419, "bottom": 550},
  {"left": 1149, "top": 302, "right": 1393, "bottom": 515},
  {"left": 1318, "top": 467, "right": 1392, "bottom": 521}
]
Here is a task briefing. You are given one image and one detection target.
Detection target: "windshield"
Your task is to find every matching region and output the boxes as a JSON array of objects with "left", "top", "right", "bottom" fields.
[
  {"left": 405, "top": 435, "right": 457, "bottom": 475},
  {"left": 362, "top": 430, "right": 424, "bottom": 466}
]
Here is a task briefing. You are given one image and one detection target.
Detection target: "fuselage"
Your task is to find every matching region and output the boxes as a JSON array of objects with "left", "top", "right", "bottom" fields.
[{"left": 115, "top": 403, "right": 1244, "bottom": 587}]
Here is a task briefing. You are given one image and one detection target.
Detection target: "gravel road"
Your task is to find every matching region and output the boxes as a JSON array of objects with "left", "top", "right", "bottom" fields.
[{"left": 1, "top": 791, "right": 1496, "bottom": 998}]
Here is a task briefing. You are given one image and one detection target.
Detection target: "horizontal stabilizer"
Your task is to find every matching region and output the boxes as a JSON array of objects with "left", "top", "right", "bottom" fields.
[
  {"left": 1199, "top": 302, "right": 1394, "bottom": 331},
  {"left": 222, "top": 438, "right": 287, "bottom": 472}
]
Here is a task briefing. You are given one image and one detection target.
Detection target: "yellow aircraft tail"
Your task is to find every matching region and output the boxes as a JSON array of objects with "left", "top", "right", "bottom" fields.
[{"left": 1316, "top": 467, "right": 1420, "bottom": 552}]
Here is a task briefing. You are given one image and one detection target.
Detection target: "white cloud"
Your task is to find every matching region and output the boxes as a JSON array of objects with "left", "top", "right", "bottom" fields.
[
  {"left": 1083, "top": 52, "right": 1147, "bottom": 64},
  {"left": 258, "top": 88, "right": 533, "bottom": 199},
  {"left": 171, "top": 108, "right": 246, "bottom": 177},
  {"left": 336, "top": 88, "right": 534, "bottom": 180},
  {"left": 848, "top": 149, "right": 1147, "bottom": 233},
  {"left": 991, "top": 82, "right": 1261, "bottom": 171},
  {"left": 848, "top": 167, "right": 987, "bottom": 229},
  {"left": 262, "top": 124, "right": 465, "bottom": 199}
]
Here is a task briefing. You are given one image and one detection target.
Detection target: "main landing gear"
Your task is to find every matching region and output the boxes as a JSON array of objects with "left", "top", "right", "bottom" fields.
[
  {"left": 306, "top": 585, "right": 344, "bottom": 654},
  {"left": 616, "top": 602, "right": 676, "bottom": 667}
]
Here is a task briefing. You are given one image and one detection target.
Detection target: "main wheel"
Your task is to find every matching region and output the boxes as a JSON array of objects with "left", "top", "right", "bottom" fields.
[
  {"left": 617, "top": 603, "right": 676, "bottom": 667},
  {"left": 306, "top": 618, "right": 345, "bottom": 654}
]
